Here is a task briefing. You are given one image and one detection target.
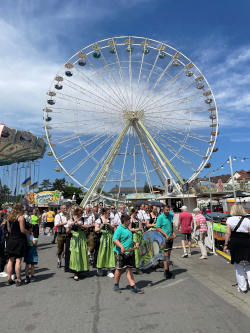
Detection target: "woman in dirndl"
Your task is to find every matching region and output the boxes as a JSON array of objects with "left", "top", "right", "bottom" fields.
[
  {"left": 129, "top": 208, "right": 143, "bottom": 271},
  {"left": 146, "top": 205, "right": 159, "bottom": 230},
  {"left": 67, "top": 206, "right": 89, "bottom": 281},
  {"left": 95, "top": 208, "right": 115, "bottom": 277}
]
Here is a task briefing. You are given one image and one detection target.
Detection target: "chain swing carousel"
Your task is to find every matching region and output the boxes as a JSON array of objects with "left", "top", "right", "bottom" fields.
[{"left": 0, "top": 123, "right": 46, "bottom": 204}]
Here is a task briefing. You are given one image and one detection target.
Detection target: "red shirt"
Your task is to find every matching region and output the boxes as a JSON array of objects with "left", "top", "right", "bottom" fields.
[{"left": 179, "top": 211, "right": 193, "bottom": 233}]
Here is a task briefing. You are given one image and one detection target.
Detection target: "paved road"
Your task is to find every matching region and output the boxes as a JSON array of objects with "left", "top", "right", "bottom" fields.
[{"left": 0, "top": 234, "right": 250, "bottom": 333}]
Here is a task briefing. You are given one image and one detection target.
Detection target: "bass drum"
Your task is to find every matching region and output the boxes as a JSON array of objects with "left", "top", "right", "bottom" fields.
[{"left": 139, "top": 230, "right": 166, "bottom": 269}]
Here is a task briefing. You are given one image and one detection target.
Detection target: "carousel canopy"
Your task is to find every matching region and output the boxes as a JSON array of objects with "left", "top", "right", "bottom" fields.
[{"left": 0, "top": 123, "right": 46, "bottom": 166}]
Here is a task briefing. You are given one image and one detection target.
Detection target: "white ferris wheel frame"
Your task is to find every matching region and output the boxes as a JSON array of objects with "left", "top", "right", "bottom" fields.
[{"left": 43, "top": 36, "right": 219, "bottom": 205}]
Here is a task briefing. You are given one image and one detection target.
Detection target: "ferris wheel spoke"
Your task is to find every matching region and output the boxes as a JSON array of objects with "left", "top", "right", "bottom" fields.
[
  {"left": 74, "top": 65, "right": 125, "bottom": 111},
  {"left": 55, "top": 92, "right": 120, "bottom": 114},
  {"left": 135, "top": 55, "right": 174, "bottom": 111},
  {"left": 144, "top": 113, "right": 208, "bottom": 124},
  {"left": 142, "top": 70, "right": 197, "bottom": 111},
  {"left": 137, "top": 52, "right": 145, "bottom": 88},
  {"left": 145, "top": 92, "right": 205, "bottom": 116},
  {"left": 133, "top": 124, "right": 167, "bottom": 185},
  {"left": 132, "top": 128, "right": 137, "bottom": 193},
  {"left": 80, "top": 121, "right": 130, "bottom": 207},
  {"left": 128, "top": 48, "right": 133, "bottom": 109},
  {"left": 99, "top": 49, "right": 129, "bottom": 109},
  {"left": 117, "top": 127, "right": 131, "bottom": 198},
  {"left": 139, "top": 66, "right": 186, "bottom": 110},
  {"left": 137, "top": 136, "right": 154, "bottom": 193},
  {"left": 62, "top": 78, "right": 123, "bottom": 114},
  {"left": 157, "top": 135, "right": 202, "bottom": 164},
  {"left": 57, "top": 145, "right": 83, "bottom": 161},
  {"left": 69, "top": 134, "right": 116, "bottom": 175},
  {"left": 83, "top": 141, "right": 114, "bottom": 187},
  {"left": 86, "top": 56, "right": 127, "bottom": 109},
  {"left": 112, "top": 40, "right": 131, "bottom": 106},
  {"left": 144, "top": 105, "right": 209, "bottom": 115},
  {"left": 134, "top": 49, "right": 161, "bottom": 110}
]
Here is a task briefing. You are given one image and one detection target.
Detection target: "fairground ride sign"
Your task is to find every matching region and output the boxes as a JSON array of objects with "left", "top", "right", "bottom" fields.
[
  {"left": 126, "top": 193, "right": 159, "bottom": 200},
  {"left": 26, "top": 191, "right": 61, "bottom": 207}
]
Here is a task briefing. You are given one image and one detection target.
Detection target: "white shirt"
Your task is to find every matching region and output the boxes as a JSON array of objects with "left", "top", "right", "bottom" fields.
[
  {"left": 114, "top": 212, "right": 122, "bottom": 226},
  {"left": 83, "top": 213, "right": 95, "bottom": 225},
  {"left": 110, "top": 211, "right": 116, "bottom": 224},
  {"left": 226, "top": 216, "right": 250, "bottom": 233},
  {"left": 54, "top": 212, "right": 68, "bottom": 227},
  {"left": 137, "top": 209, "right": 148, "bottom": 222}
]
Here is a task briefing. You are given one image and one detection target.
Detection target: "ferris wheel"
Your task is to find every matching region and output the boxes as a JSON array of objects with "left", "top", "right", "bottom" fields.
[{"left": 43, "top": 36, "right": 218, "bottom": 206}]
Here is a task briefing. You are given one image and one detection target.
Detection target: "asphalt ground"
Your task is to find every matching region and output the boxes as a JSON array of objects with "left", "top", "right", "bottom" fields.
[{"left": 0, "top": 234, "right": 250, "bottom": 333}]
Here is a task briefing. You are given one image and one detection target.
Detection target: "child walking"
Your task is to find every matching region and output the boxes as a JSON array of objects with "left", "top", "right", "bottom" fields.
[{"left": 24, "top": 224, "right": 38, "bottom": 284}]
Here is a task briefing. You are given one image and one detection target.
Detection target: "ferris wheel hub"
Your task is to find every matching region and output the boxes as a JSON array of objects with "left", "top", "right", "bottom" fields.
[{"left": 122, "top": 109, "right": 145, "bottom": 121}]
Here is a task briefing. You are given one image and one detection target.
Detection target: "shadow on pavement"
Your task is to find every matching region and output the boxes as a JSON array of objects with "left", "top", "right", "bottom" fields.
[
  {"left": 38, "top": 246, "right": 54, "bottom": 251},
  {"left": 34, "top": 273, "right": 55, "bottom": 282},
  {"left": 35, "top": 267, "right": 50, "bottom": 273},
  {"left": 38, "top": 242, "right": 54, "bottom": 248}
]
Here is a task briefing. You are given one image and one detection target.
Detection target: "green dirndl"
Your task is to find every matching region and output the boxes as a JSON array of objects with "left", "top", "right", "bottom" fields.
[
  {"left": 97, "top": 227, "right": 115, "bottom": 269},
  {"left": 69, "top": 229, "right": 89, "bottom": 272},
  {"left": 133, "top": 230, "right": 144, "bottom": 268}
]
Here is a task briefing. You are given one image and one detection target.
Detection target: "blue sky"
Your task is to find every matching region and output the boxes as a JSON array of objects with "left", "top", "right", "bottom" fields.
[{"left": 0, "top": 0, "right": 250, "bottom": 190}]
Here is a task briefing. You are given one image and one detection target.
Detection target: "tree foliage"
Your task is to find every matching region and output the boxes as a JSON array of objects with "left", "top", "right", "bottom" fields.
[{"left": 143, "top": 182, "right": 150, "bottom": 193}]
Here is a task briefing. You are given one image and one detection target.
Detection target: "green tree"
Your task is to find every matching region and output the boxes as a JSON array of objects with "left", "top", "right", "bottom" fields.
[
  {"left": 0, "top": 184, "right": 12, "bottom": 204},
  {"left": 52, "top": 178, "right": 66, "bottom": 192},
  {"left": 39, "top": 179, "right": 52, "bottom": 191},
  {"left": 144, "top": 182, "right": 150, "bottom": 193}
]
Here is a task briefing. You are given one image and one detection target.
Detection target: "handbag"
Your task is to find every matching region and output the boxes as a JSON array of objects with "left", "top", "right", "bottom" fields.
[{"left": 228, "top": 216, "right": 245, "bottom": 249}]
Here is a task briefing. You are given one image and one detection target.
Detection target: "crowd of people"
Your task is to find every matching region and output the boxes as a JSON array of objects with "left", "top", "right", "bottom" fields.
[{"left": 0, "top": 201, "right": 249, "bottom": 294}]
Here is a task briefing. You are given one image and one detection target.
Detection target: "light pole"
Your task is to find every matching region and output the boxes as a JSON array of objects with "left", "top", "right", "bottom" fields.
[{"left": 228, "top": 155, "right": 237, "bottom": 202}]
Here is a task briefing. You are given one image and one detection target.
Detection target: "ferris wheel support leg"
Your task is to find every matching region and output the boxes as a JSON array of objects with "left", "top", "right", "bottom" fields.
[
  {"left": 133, "top": 124, "right": 167, "bottom": 186},
  {"left": 80, "top": 121, "right": 131, "bottom": 208},
  {"left": 137, "top": 120, "right": 184, "bottom": 190}
]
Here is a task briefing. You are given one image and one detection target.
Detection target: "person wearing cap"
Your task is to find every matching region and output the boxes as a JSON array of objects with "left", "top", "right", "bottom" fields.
[
  {"left": 193, "top": 208, "right": 208, "bottom": 259},
  {"left": 178, "top": 206, "right": 193, "bottom": 258}
]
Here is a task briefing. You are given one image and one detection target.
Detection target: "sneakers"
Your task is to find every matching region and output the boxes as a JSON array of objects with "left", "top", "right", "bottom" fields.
[
  {"left": 181, "top": 253, "right": 188, "bottom": 258},
  {"left": 24, "top": 277, "right": 30, "bottom": 284},
  {"left": 199, "top": 256, "right": 207, "bottom": 260},
  {"left": 0, "top": 272, "right": 8, "bottom": 278},
  {"left": 16, "top": 280, "right": 22, "bottom": 287},
  {"left": 130, "top": 286, "right": 144, "bottom": 294},
  {"left": 114, "top": 284, "right": 121, "bottom": 293},
  {"left": 96, "top": 269, "right": 103, "bottom": 276},
  {"left": 164, "top": 270, "right": 173, "bottom": 279},
  {"left": 8, "top": 279, "right": 15, "bottom": 286},
  {"left": 238, "top": 287, "right": 247, "bottom": 294},
  {"left": 107, "top": 271, "right": 114, "bottom": 278}
]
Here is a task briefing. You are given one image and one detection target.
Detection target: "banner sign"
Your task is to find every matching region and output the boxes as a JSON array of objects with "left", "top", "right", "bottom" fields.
[
  {"left": 25, "top": 191, "right": 61, "bottom": 206},
  {"left": 126, "top": 193, "right": 159, "bottom": 200},
  {"left": 35, "top": 191, "right": 61, "bottom": 206}
]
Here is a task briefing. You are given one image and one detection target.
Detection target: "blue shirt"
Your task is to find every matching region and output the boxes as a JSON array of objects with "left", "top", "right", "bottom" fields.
[
  {"left": 156, "top": 212, "right": 173, "bottom": 236},
  {"left": 113, "top": 224, "right": 133, "bottom": 254}
]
